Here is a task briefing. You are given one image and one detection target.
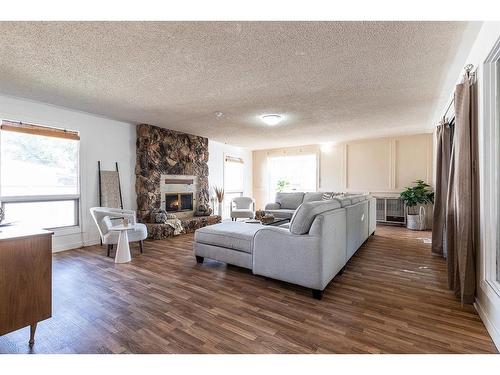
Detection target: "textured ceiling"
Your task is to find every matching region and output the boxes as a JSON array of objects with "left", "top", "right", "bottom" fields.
[{"left": 0, "top": 22, "right": 481, "bottom": 149}]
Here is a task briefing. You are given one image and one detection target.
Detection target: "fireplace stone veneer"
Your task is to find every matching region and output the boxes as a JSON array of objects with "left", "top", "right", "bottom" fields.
[{"left": 135, "top": 124, "right": 209, "bottom": 223}]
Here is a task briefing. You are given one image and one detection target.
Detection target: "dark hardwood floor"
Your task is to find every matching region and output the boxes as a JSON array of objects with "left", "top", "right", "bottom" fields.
[{"left": 0, "top": 225, "right": 497, "bottom": 353}]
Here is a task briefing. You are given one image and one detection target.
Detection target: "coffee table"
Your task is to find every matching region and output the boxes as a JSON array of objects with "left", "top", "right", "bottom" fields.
[
  {"left": 244, "top": 218, "right": 290, "bottom": 226},
  {"left": 109, "top": 224, "right": 136, "bottom": 263}
]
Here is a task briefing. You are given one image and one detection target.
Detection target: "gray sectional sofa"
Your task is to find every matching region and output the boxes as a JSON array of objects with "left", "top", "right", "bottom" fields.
[{"left": 193, "top": 193, "right": 376, "bottom": 299}]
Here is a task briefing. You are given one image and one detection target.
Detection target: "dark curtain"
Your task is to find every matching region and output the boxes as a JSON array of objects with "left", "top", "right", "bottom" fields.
[
  {"left": 447, "top": 74, "right": 479, "bottom": 304},
  {"left": 431, "top": 122, "right": 453, "bottom": 256},
  {"left": 432, "top": 72, "right": 478, "bottom": 304}
]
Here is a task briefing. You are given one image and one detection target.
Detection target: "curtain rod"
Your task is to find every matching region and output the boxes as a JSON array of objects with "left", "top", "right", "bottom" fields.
[{"left": 439, "top": 64, "right": 475, "bottom": 124}]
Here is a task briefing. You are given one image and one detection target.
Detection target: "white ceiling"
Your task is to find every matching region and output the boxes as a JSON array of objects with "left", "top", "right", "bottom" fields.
[{"left": 0, "top": 22, "right": 481, "bottom": 149}]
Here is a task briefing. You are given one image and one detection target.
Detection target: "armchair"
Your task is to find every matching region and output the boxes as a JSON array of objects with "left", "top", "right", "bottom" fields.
[
  {"left": 89, "top": 207, "right": 148, "bottom": 257},
  {"left": 230, "top": 197, "right": 255, "bottom": 221}
]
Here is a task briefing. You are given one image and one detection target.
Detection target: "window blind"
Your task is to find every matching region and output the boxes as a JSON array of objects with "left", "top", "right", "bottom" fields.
[
  {"left": 225, "top": 155, "right": 244, "bottom": 163},
  {"left": 1, "top": 120, "right": 80, "bottom": 141}
]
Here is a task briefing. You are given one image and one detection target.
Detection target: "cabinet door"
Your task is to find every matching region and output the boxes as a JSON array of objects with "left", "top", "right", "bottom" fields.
[{"left": 0, "top": 235, "right": 52, "bottom": 335}]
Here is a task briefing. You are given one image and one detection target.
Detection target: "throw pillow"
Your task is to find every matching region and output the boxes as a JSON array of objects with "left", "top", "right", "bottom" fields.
[
  {"left": 321, "top": 192, "right": 333, "bottom": 200},
  {"left": 154, "top": 210, "right": 168, "bottom": 224}
]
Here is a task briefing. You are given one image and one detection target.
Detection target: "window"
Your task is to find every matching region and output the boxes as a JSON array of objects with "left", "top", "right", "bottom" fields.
[
  {"left": 223, "top": 155, "right": 244, "bottom": 218},
  {"left": 483, "top": 37, "right": 500, "bottom": 293},
  {"left": 0, "top": 120, "right": 80, "bottom": 229},
  {"left": 267, "top": 154, "right": 317, "bottom": 202}
]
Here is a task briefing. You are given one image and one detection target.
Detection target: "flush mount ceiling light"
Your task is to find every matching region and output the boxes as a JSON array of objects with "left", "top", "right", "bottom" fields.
[
  {"left": 214, "top": 111, "right": 224, "bottom": 118},
  {"left": 260, "top": 114, "right": 283, "bottom": 126}
]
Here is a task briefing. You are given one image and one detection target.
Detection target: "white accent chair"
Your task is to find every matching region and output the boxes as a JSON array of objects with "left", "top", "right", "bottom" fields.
[
  {"left": 89, "top": 207, "right": 148, "bottom": 257},
  {"left": 230, "top": 197, "right": 255, "bottom": 221}
]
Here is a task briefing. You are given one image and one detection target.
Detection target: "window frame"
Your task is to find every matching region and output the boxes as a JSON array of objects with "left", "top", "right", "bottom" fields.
[
  {"left": 222, "top": 154, "right": 245, "bottom": 219},
  {"left": 0, "top": 120, "right": 81, "bottom": 232},
  {"left": 223, "top": 154, "right": 245, "bottom": 195},
  {"left": 482, "top": 37, "right": 500, "bottom": 297}
]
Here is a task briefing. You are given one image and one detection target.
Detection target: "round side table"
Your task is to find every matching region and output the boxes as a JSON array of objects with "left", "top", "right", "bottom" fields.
[{"left": 109, "top": 224, "right": 136, "bottom": 263}]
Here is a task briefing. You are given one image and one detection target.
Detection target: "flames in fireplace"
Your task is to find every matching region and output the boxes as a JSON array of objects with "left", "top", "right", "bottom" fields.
[{"left": 165, "top": 193, "right": 193, "bottom": 212}]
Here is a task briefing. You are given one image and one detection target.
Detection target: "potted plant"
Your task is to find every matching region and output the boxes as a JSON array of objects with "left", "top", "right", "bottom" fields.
[
  {"left": 276, "top": 179, "right": 290, "bottom": 192},
  {"left": 400, "top": 180, "right": 434, "bottom": 230},
  {"left": 213, "top": 186, "right": 224, "bottom": 216}
]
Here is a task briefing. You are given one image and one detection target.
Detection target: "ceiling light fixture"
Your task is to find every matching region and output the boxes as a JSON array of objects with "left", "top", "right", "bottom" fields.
[
  {"left": 214, "top": 111, "right": 224, "bottom": 118},
  {"left": 260, "top": 114, "right": 283, "bottom": 126}
]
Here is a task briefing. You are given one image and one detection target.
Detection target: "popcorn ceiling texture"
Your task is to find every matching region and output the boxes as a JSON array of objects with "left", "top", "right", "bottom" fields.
[
  {"left": 135, "top": 124, "right": 209, "bottom": 223},
  {"left": 0, "top": 22, "right": 481, "bottom": 148}
]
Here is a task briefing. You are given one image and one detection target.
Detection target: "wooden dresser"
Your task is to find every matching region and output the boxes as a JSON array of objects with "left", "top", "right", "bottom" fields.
[{"left": 0, "top": 226, "right": 53, "bottom": 346}]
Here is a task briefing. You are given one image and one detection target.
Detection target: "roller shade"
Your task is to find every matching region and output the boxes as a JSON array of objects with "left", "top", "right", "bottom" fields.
[{"left": 1, "top": 120, "right": 80, "bottom": 141}]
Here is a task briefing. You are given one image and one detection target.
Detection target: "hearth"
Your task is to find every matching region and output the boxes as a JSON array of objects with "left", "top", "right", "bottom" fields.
[{"left": 165, "top": 193, "right": 193, "bottom": 212}]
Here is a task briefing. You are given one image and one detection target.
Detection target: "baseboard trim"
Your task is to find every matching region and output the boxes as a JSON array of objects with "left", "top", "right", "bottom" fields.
[
  {"left": 475, "top": 299, "right": 500, "bottom": 352},
  {"left": 52, "top": 238, "right": 100, "bottom": 253}
]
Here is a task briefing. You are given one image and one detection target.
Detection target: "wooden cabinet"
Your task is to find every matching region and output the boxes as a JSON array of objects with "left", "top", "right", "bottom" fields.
[{"left": 0, "top": 226, "right": 53, "bottom": 346}]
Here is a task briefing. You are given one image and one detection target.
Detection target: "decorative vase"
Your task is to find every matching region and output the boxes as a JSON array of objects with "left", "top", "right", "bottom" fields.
[{"left": 218, "top": 202, "right": 223, "bottom": 217}]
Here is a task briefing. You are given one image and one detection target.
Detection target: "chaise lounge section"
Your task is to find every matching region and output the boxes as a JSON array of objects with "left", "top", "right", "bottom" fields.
[{"left": 193, "top": 221, "right": 264, "bottom": 269}]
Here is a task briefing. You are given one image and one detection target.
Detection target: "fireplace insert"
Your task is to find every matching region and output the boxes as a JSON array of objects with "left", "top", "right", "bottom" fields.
[{"left": 165, "top": 193, "right": 193, "bottom": 212}]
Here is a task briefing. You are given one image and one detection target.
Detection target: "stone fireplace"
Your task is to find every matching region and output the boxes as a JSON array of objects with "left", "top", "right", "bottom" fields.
[{"left": 135, "top": 124, "right": 209, "bottom": 223}]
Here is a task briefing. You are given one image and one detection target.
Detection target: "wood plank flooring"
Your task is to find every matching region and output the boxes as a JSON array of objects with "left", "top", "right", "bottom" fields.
[{"left": 0, "top": 225, "right": 497, "bottom": 353}]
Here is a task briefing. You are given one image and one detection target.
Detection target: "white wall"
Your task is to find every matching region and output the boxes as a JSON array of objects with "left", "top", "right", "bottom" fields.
[
  {"left": 0, "top": 94, "right": 136, "bottom": 252},
  {"left": 208, "top": 140, "right": 253, "bottom": 216},
  {"left": 252, "top": 134, "right": 433, "bottom": 210},
  {"left": 439, "top": 22, "right": 500, "bottom": 351},
  {"left": 323, "top": 134, "right": 433, "bottom": 193}
]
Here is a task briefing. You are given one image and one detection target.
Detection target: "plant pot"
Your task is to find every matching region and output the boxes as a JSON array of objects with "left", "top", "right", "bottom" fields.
[
  {"left": 406, "top": 205, "right": 427, "bottom": 230},
  {"left": 406, "top": 214, "right": 422, "bottom": 230},
  {"left": 217, "top": 202, "right": 223, "bottom": 217}
]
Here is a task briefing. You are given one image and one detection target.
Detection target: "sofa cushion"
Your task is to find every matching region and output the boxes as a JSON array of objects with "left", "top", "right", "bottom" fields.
[
  {"left": 265, "top": 209, "right": 295, "bottom": 219},
  {"left": 303, "top": 192, "right": 325, "bottom": 203},
  {"left": 264, "top": 202, "right": 281, "bottom": 210},
  {"left": 334, "top": 197, "right": 352, "bottom": 207},
  {"left": 289, "top": 200, "right": 342, "bottom": 235},
  {"left": 350, "top": 195, "right": 367, "bottom": 204},
  {"left": 275, "top": 192, "right": 305, "bottom": 209},
  {"left": 194, "top": 222, "right": 263, "bottom": 254}
]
